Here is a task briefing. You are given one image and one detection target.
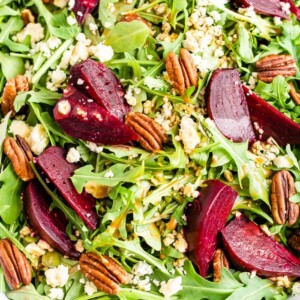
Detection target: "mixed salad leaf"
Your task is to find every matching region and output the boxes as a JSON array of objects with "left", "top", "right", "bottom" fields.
[{"left": 0, "top": 0, "right": 300, "bottom": 299}]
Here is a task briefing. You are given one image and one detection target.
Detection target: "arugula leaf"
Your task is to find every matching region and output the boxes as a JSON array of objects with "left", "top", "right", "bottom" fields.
[
  {"left": 6, "top": 284, "right": 50, "bottom": 300},
  {"left": 0, "top": 164, "right": 24, "bottom": 225},
  {"left": 98, "top": 0, "right": 118, "bottom": 28},
  {"left": 64, "top": 272, "right": 84, "bottom": 300},
  {"left": 0, "top": 53, "right": 24, "bottom": 80},
  {"left": 0, "top": 112, "right": 11, "bottom": 165},
  {"left": 226, "top": 273, "right": 279, "bottom": 300},
  {"left": 0, "top": 5, "right": 18, "bottom": 16},
  {"left": 170, "top": 0, "right": 187, "bottom": 28},
  {"left": 106, "top": 20, "right": 150, "bottom": 53},
  {"left": 71, "top": 164, "right": 144, "bottom": 193}
]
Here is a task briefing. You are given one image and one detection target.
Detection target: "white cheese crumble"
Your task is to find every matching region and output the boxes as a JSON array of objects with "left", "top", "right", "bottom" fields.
[
  {"left": 26, "top": 124, "right": 49, "bottom": 155},
  {"left": 37, "top": 240, "right": 52, "bottom": 251},
  {"left": 46, "top": 68, "right": 67, "bottom": 92},
  {"left": 10, "top": 120, "right": 32, "bottom": 139},
  {"left": 132, "top": 261, "right": 153, "bottom": 277},
  {"left": 273, "top": 155, "right": 294, "bottom": 169},
  {"left": 86, "top": 142, "right": 103, "bottom": 153},
  {"left": 25, "top": 243, "right": 45, "bottom": 257},
  {"left": 125, "top": 85, "right": 141, "bottom": 106},
  {"left": 68, "top": 0, "right": 75, "bottom": 9},
  {"left": 84, "top": 281, "right": 97, "bottom": 296},
  {"left": 89, "top": 43, "right": 114, "bottom": 62},
  {"left": 89, "top": 23, "right": 98, "bottom": 35},
  {"left": 292, "top": 282, "right": 300, "bottom": 295},
  {"left": 179, "top": 117, "right": 200, "bottom": 153},
  {"left": 16, "top": 23, "right": 44, "bottom": 45},
  {"left": 74, "top": 239, "right": 84, "bottom": 253},
  {"left": 20, "top": 226, "right": 31, "bottom": 237},
  {"left": 57, "top": 100, "right": 71, "bottom": 115},
  {"left": 183, "top": 183, "right": 200, "bottom": 198},
  {"left": 159, "top": 277, "right": 183, "bottom": 298},
  {"left": 67, "top": 15, "right": 77, "bottom": 26},
  {"left": 45, "top": 265, "right": 69, "bottom": 288},
  {"left": 104, "top": 170, "right": 114, "bottom": 178},
  {"left": 48, "top": 287, "right": 64, "bottom": 300},
  {"left": 66, "top": 147, "right": 81, "bottom": 163},
  {"left": 53, "top": 0, "right": 68, "bottom": 8}
]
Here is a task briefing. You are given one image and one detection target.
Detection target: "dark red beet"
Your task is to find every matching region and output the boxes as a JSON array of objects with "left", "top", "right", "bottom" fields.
[
  {"left": 221, "top": 214, "right": 300, "bottom": 277},
  {"left": 231, "top": 0, "right": 288, "bottom": 19},
  {"left": 243, "top": 86, "right": 300, "bottom": 145},
  {"left": 35, "top": 147, "right": 98, "bottom": 230},
  {"left": 69, "top": 59, "right": 130, "bottom": 121},
  {"left": 184, "top": 180, "right": 237, "bottom": 277},
  {"left": 53, "top": 87, "right": 138, "bottom": 145},
  {"left": 206, "top": 69, "right": 256, "bottom": 143},
  {"left": 72, "top": 0, "right": 99, "bottom": 24},
  {"left": 23, "top": 181, "right": 80, "bottom": 259},
  {"left": 281, "top": 0, "right": 300, "bottom": 20}
]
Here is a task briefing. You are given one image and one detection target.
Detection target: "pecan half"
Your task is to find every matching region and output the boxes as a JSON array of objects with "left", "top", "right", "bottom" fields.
[
  {"left": 125, "top": 112, "right": 168, "bottom": 152},
  {"left": 4, "top": 136, "right": 34, "bottom": 181},
  {"left": 1, "top": 75, "right": 29, "bottom": 117},
  {"left": 165, "top": 49, "right": 198, "bottom": 95},
  {"left": 256, "top": 54, "right": 297, "bottom": 83},
  {"left": 212, "top": 249, "right": 229, "bottom": 282},
  {"left": 271, "top": 170, "right": 299, "bottom": 225},
  {"left": 120, "top": 13, "right": 151, "bottom": 28},
  {"left": 289, "top": 83, "right": 300, "bottom": 105},
  {"left": 79, "top": 252, "right": 128, "bottom": 295},
  {"left": 21, "top": 9, "right": 35, "bottom": 25},
  {"left": 0, "top": 239, "right": 32, "bottom": 289},
  {"left": 288, "top": 229, "right": 300, "bottom": 252}
]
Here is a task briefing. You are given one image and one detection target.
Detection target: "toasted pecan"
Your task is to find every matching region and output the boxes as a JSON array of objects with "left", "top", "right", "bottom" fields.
[{"left": 212, "top": 249, "right": 229, "bottom": 282}]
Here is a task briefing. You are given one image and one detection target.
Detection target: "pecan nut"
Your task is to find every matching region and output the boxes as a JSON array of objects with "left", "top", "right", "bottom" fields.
[
  {"left": 288, "top": 229, "right": 300, "bottom": 252},
  {"left": 79, "top": 252, "right": 128, "bottom": 295},
  {"left": 1, "top": 75, "right": 29, "bottom": 117},
  {"left": 21, "top": 9, "right": 35, "bottom": 25},
  {"left": 271, "top": 170, "right": 299, "bottom": 225},
  {"left": 0, "top": 239, "right": 32, "bottom": 289},
  {"left": 212, "top": 249, "right": 229, "bottom": 282},
  {"left": 289, "top": 83, "right": 300, "bottom": 105},
  {"left": 120, "top": 13, "right": 151, "bottom": 28},
  {"left": 4, "top": 136, "right": 34, "bottom": 181},
  {"left": 165, "top": 48, "right": 198, "bottom": 95},
  {"left": 125, "top": 112, "right": 168, "bottom": 152},
  {"left": 256, "top": 54, "right": 297, "bottom": 83}
]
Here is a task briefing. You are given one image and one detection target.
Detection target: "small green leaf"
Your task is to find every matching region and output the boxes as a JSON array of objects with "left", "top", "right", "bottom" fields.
[
  {"left": 0, "top": 53, "right": 24, "bottom": 80},
  {"left": 6, "top": 284, "right": 50, "bottom": 300},
  {"left": 106, "top": 20, "right": 150, "bottom": 53}
]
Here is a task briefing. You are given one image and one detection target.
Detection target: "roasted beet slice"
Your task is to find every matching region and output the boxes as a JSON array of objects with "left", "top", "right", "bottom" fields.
[
  {"left": 206, "top": 69, "right": 256, "bottom": 143},
  {"left": 184, "top": 180, "right": 237, "bottom": 277},
  {"left": 69, "top": 59, "right": 130, "bottom": 121},
  {"left": 231, "top": 0, "right": 288, "bottom": 19},
  {"left": 72, "top": 0, "right": 99, "bottom": 24},
  {"left": 53, "top": 87, "right": 138, "bottom": 145},
  {"left": 35, "top": 147, "right": 98, "bottom": 230},
  {"left": 23, "top": 181, "right": 80, "bottom": 259},
  {"left": 281, "top": 0, "right": 300, "bottom": 20},
  {"left": 221, "top": 214, "right": 300, "bottom": 277},
  {"left": 243, "top": 86, "right": 300, "bottom": 145}
]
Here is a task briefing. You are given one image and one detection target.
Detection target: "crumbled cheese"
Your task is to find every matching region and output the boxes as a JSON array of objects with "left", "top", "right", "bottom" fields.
[
  {"left": 84, "top": 281, "right": 97, "bottom": 296},
  {"left": 26, "top": 243, "right": 45, "bottom": 257},
  {"left": 47, "top": 37, "right": 62, "bottom": 50},
  {"left": 67, "top": 16, "right": 77, "bottom": 26},
  {"left": 16, "top": 23, "right": 44, "bottom": 45},
  {"left": 10, "top": 120, "right": 32, "bottom": 139},
  {"left": 137, "top": 277, "right": 151, "bottom": 292},
  {"left": 68, "top": 0, "right": 75, "bottom": 9},
  {"left": 47, "top": 67, "right": 67, "bottom": 92},
  {"left": 292, "top": 282, "right": 300, "bottom": 295},
  {"left": 26, "top": 124, "right": 49, "bottom": 155},
  {"left": 179, "top": 117, "right": 200, "bottom": 153},
  {"left": 125, "top": 85, "right": 141, "bottom": 106},
  {"left": 183, "top": 183, "right": 199, "bottom": 198},
  {"left": 57, "top": 100, "right": 71, "bottom": 115},
  {"left": 132, "top": 261, "right": 153, "bottom": 277},
  {"left": 159, "top": 277, "right": 182, "bottom": 298},
  {"left": 89, "top": 23, "right": 98, "bottom": 35},
  {"left": 273, "top": 155, "right": 294, "bottom": 169},
  {"left": 37, "top": 240, "right": 52, "bottom": 251},
  {"left": 66, "top": 147, "right": 81, "bottom": 163},
  {"left": 163, "top": 232, "right": 175, "bottom": 247},
  {"left": 53, "top": 0, "right": 68, "bottom": 8},
  {"left": 86, "top": 142, "right": 103, "bottom": 153},
  {"left": 48, "top": 287, "right": 64, "bottom": 300},
  {"left": 20, "top": 226, "right": 31, "bottom": 237},
  {"left": 174, "top": 232, "right": 188, "bottom": 253},
  {"left": 280, "top": 2, "right": 291, "bottom": 15},
  {"left": 79, "top": 278, "right": 86, "bottom": 284},
  {"left": 89, "top": 43, "right": 114, "bottom": 62},
  {"left": 74, "top": 239, "right": 84, "bottom": 253},
  {"left": 104, "top": 170, "right": 114, "bottom": 178},
  {"left": 45, "top": 265, "right": 69, "bottom": 288}
]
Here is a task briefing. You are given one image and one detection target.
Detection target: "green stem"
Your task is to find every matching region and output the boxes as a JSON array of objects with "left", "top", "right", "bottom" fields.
[
  {"left": 122, "top": 0, "right": 165, "bottom": 15},
  {"left": 32, "top": 39, "right": 73, "bottom": 85},
  {"left": 74, "top": 292, "right": 107, "bottom": 300},
  {"left": 109, "top": 59, "right": 159, "bottom": 66},
  {"left": 10, "top": 53, "right": 33, "bottom": 59},
  {"left": 140, "top": 85, "right": 183, "bottom": 102},
  {"left": 120, "top": 288, "right": 166, "bottom": 300}
]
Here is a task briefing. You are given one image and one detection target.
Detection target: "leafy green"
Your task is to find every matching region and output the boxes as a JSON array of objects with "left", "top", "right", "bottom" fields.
[
  {"left": 106, "top": 20, "right": 150, "bottom": 53},
  {"left": 170, "top": 0, "right": 187, "bottom": 28},
  {"left": 0, "top": 53, "right": 24, "bottom": 80},
  {"left": 6, "top": 284, "right": 50, "bottom": 300},
  {"left": 0, "top": 164, "right": 24, "bottom": 225},
  {"left": 98, "top": 0, "right": 119, "bottom": 28},
  {"left": 0, "top": 112, "right": 11, "bottom": 164}
]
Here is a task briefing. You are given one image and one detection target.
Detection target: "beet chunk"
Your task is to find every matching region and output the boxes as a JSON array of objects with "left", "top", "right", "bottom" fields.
[
  {"left": 231, "top": 0, "right": 288, "bottom": 19},
  {"left": 243, "top": 86, "right": 300, "bottom": 145},
  {"left": 72, "top": 0, "right": 99, "bottom": 24},
  {"left": 53, "top": 87, "right": 138, "bottom": 145},
  {"left": 69, "top": 59, "right": 130, "bottom": 121},
  {"left": 35, "top": 147, "right": 98, "bottom": 230},
  {"left": 184, "top": 180, "right": 237, "bottom": 277},
  {"left": 221, "top": 214, "right": 300, "bottom": 277},
  {"left": 23, "top": 181, "right": 80, "bottom": 259},
  {"left": 206, "top": 69, "right": 256, "bottom": 143}
]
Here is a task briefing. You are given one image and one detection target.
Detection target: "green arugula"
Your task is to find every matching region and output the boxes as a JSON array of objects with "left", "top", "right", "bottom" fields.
[
  {"left": 6, "top": 284, "right": 50, "bottom": 300},
  {"left": 0, "top": 53, "right": 24, "bottom": 80}
]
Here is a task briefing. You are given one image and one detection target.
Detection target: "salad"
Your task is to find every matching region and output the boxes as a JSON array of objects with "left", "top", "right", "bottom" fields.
[{"left": 1, "top": 0, "right": 300, "bottom": 299}]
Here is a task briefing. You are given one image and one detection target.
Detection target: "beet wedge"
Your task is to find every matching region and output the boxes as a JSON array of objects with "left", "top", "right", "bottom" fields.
[
  {"left": 231, "top": 0, "right": 288, "bottom": 19},
  {"left": 184, "top": 180, "right": 237, "bottom": 277},
  {"left": 23, "top": 180, "right": 80, "bottom": 259},
  {"left": 69, "top": 59, "right": 130, "bottom": 121},
  {"left": 53, "top": 87, "right": 138, "bottom": 145},
  {"left": 35, "top": 147, "right": 98, "bottom": 230},
  {"left": 72, "top": 0, "right": 99, "bottom": 24},
  {"left": 206, "top": 69, "right": 256, "bottom": 143},
  {"left": 243, "top": 86, "right": 300, "bottom": 145},
  {"left": 221, "top": 214, "right": 300, "bottom": 277}
]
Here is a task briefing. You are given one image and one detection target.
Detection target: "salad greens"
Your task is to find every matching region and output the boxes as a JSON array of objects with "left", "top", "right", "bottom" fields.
[{"left": 0, "top": 0, "right": 300, "bottom": 299}]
